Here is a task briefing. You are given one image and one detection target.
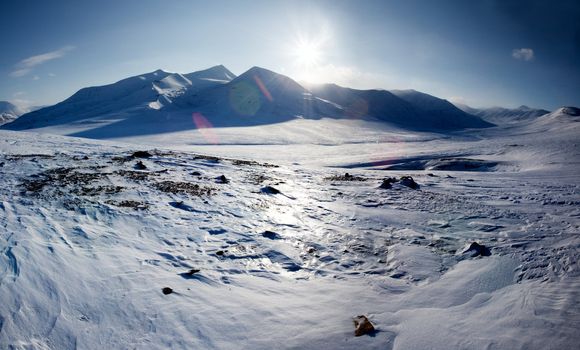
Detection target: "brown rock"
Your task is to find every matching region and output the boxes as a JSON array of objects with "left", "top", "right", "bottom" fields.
[{"left": 353, "top": 315, "right": 375, "bottom": 336}]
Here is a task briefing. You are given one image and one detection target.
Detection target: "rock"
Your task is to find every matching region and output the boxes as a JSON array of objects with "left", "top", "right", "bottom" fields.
[
  {"left": 184, "top": 269, "right": 200, "bottom": 276},
  {"left": 399, "top": 176, "right": 419, "bottom": 189},
  {"left": 353, "top": 315, "right": 375, "bottom": 336},
  {"left": 216, "top": 175, "right": 229, "bottom": 184},
  {"left": 215, "top": 250, "right": 225, "bottom": 256},
  {"left": 191, "top": 171, "right": 202, "bottom": 176},
  {"left": 463, "top": 242, "right": 491, "bottom": 257},
  {"left": 380, "top": 177, "right": 397, "bottom": 189},
  {"left": 135, "top": 161, "right": 147, "bottom": 170},
  {"left": 162, "top": 287, "right": 173, "bottom": 295},
  {"left": 132, "top": 151, "right": 153, "bottom": 158},
  {"left": 261, "top": 186, "right": 281, "bottom": 194},
  {"left": 261, "top": 230, "right": 281, "bottom": 240},
  {"left": 326, "top": 173, "right": 366, "bottom": 181}
]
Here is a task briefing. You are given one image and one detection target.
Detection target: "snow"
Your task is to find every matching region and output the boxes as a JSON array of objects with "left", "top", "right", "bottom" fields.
[
  {"left": 0, "top": 101, "right": 28, "bottom": 126},
  {"left": 0, "top": 113, "right": 579, "bottom": 349},
  {"left": 0, "top": 66, "right": 579, "bottom": 349},
  {"left": 455, "top": 103, "right": 550, "bottom": 125},
  {"left": 3, "top": 65, "right": 492, "bottom": 134}
]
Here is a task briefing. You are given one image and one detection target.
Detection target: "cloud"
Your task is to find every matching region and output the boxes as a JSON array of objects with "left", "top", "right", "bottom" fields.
[
  {"left": 10, "top": 45, "right": 74, "bottom": 77},
  {"left": 512, "top": 48, "right": 534, "bottom": 61}
]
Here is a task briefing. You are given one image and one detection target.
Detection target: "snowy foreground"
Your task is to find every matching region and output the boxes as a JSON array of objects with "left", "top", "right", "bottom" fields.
[{"left": 0, "top": 123, "right": 579, "bottom": 349}]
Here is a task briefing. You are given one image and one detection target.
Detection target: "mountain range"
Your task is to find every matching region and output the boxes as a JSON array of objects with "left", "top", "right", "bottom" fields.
[{"left": 1, "top": 65, "right": 518, "bottom": 138}]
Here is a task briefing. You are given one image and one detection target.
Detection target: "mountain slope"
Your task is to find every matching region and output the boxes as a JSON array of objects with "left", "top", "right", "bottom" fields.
[
  {"left": 0, "top": 101, "right": 26, "bottom": 126},
  {"left": 4, "top": 65, "right": 236, "bottom": 131},
  {"left": 390, "top": 89, "right": 493, "bottom": 130},
  {"left": 455, "top": 104, "right": 549, "bottom": 125},
  {"left": 172, "top": 66, "right": 343, "bottom": 127}
]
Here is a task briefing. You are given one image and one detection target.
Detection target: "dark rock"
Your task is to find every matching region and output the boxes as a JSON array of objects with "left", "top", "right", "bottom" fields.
[
  {"left": 179, "top": 269, "right": 202, "bottom": 279},
  {"left": 463, "top": 242, "right": 491, "bottom": 257},
  {"left": 325, "top": 173, "right": 366, "bottom": 181},
  {"left": 399, "top": 176, "right": 419, "bottom": 189},
  {"left": 184, "top": 269, "right": 200, "bottom": 276},
  {"left": 562, "top": 106, "right": 580, "bottom": 116},
  {"left": 132, "top": 151, "right": 153, "bottom": 158},
  {"left": 215, "top": 250, "right": 225, "bottom": 256},
  {"left": 135, "top": 161, "right": 147, "bottom": 170},
  {"left": 155, "top": 181, "right": 213, "bottom": 196},
  {"left": 261, "top": 230, "right": 281, "bottom": 240},
  {"left": 261, "top": 186, "right": 281, "bottom": 194},
  {"left": 380, "top": 177, "right": 397, "bottom": 189},
  {"left": 162, "top": 287, "right": 173, "bottom": 295},
  {"left": 353, "top": 315, "right": 375, "bottom": 336},
  {"left": 216, "top": 175, "right": 229, "bottom": 184},
  {"left": 191, "top": 171, "right": 202, "bottom": 176}
]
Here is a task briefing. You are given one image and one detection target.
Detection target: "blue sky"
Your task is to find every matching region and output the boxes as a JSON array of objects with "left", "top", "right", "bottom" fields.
[{"left": 1, "top": 0, "right": 579, "bottom": 110}]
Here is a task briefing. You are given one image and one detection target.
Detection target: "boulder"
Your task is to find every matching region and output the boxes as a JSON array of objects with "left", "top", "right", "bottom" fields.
[
  {"left": 132, "top": 150, "right": 153, "bottom": 158},
  {"left": 380, "top": 177, "right": 397, "bottom": 189},
  {"left": 463, "top": 242, "right": 491, "bottom": 257},
  {"left": 353, "top": 315, "right": 375, "bottom": 336},
  {"left": 399, "top": 176, "right": 419, "bottom": 189},
  {"left": 135, "top": 161, "right": 147, "bottom": 170}
]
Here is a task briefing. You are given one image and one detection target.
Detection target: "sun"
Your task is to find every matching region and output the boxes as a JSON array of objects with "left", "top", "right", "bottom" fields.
[{"left": 293, "top": 39, "right": 322, "bottom": 67}]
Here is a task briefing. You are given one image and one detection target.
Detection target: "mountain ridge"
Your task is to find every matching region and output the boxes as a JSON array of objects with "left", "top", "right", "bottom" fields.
[{"left": 1, "top": 65, "right": 542, "bottom": 137}]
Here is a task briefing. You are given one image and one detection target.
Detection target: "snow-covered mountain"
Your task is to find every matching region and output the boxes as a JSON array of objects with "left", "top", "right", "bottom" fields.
[
  {"left": 308, "top": 84, "right": 492, "bottom": 131},
  {"left": 388, "top": 89, "right": 493, "bottom": 130},
  {"left": 455, "top": 104, "right": 549, "bottom": 125},
  {"left": 172, "top": 66, "right": 343, "bottom": 127},
  {"left": 5, "top": 65, "right": 236, "bottom": 131},
  {"left": 3, "top": 65, "right": 493, "bottom": 137},
  {"left": 0, "top": 101, "right": 27, "bottom": 126}
]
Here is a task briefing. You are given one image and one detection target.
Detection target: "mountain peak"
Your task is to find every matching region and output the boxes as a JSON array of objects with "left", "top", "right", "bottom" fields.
[{"left": 185, "top": 65, "right": 236, "bottom": 82}]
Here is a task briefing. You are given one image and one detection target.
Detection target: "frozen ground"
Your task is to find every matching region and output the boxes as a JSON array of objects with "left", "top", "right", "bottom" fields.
[{"left": 0, "top": 109, "right": 579, "bottom": 349}]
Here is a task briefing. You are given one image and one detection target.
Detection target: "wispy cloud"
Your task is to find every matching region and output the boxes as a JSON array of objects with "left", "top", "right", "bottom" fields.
[
  {"left": 10, "top": 45, "right": 75, "bottom": 77},
  {"left": 512, "top": 48, "right": 534, "bottom": 61}
]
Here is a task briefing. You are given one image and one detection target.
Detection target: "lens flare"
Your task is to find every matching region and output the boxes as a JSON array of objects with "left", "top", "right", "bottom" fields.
[
  {"left": 229, "top": 81, "right": 261, "bottom": 116},
  {"left": 192, "top": 112, "right": 219, "bottom": 144},
  {"left": 253, "top": 75, "right": 273, "bottom": 102}
]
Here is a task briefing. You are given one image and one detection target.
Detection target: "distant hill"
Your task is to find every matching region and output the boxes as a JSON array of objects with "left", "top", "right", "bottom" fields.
[{"left": 454, "top": 103, "right": 549, "bottom": 125}]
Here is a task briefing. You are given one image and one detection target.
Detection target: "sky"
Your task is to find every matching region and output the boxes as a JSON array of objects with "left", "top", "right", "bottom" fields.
[{"left": 1, "top": 0, "right": 579, "bottom": 110}]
